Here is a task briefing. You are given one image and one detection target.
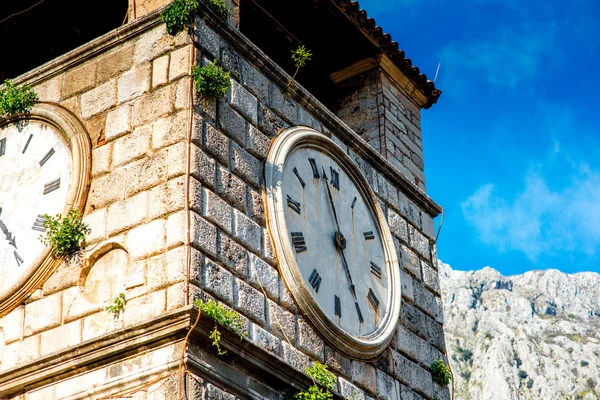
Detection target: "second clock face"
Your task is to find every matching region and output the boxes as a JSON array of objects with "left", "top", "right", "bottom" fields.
[
  {"left": 281, "top": 146, "right": 389, "bottom": 337},
  {"left": 0, "top": 120, "right": 72, "bottom": 293}
]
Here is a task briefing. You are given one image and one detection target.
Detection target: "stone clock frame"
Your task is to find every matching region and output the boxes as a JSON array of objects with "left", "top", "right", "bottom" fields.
[
  {"left": 0, "top": 102, "right": 92, "bottom": 317},
  {"left": 264, "top": 126, "right": 401, "bottom": 360}
]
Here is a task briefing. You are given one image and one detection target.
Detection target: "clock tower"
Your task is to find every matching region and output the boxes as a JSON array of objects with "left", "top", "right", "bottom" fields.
[{"left": 0, "top": 1, "right": 448, "bottom": 400}]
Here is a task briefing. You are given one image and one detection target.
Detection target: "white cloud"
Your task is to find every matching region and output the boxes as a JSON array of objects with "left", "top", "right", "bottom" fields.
[{"left": 462, "top": 165, "right": 600, "bottom": 261}]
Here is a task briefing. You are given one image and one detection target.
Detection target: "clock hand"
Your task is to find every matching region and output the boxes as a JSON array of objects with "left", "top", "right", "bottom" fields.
[
  {"left": 322, "top": 167, "right": 357, "bottom": 300},
  {"left": 0, "top": 209, "right": 17, "bottom": 249}
]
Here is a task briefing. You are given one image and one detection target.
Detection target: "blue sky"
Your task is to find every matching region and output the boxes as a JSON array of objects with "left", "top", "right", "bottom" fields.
[{"left": 359, "top": 0, "right": 600, "bottom": 275}]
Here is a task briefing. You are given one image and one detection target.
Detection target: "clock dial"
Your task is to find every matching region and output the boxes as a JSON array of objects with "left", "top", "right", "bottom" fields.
[
  {"left": 265, "top": 127, "right": 401, "bottom": 360},
  {"left": 281, "top": 147, "right": 388, "bottom": 336},
  {"left": 0, "top": 121, "right": 72, "bottom": 293}
]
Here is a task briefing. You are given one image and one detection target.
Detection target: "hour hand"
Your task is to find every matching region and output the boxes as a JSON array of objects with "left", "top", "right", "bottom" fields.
[{"left": 0, "top": 216, "right": 17, "bottom": 248}]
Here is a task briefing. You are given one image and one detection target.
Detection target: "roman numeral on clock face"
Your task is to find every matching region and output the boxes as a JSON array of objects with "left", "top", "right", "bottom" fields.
[
  {"left": 39, "top": 148, "right": 55, "bottom": 166},
  {"left": 287, "top": 195, "right": 301, "bottom": 214},
  {"left": 370, "top": 261, "right": 382, "bottom": 279},
  {"left": 355, "top": 302, "right": 364, "bottom": 323},
  {"left": 330, "top": 167, "right": 339, "bottom": 190},
  {"left": 364, "top": 231, "right": 375, "bottom": 240},
  {"left": 0, "top": 138, "right": 6, "bottom": 157},
  {"left": 290, "top": 232, "right": 307, "bottom": 253},
  {"left": 32, "top": 215, "right": 47, "bottom": 232},
  {"left": 43, "top": 178, "right": 61, "bottom": 195},
  {"left": 309, "top": 158, "right": 320, "bottom": 178},
  {"left": 22, "top": 134, "right": 33, "bottom": 154},
  {"left": 334, "top": 295, "right": 341, "bottom": 318},
  {"left": 367, "top": 288, "right": 380, "bottom": 311},
  {"left": 14, "top": 251, "right": 24, "bottom": 267},
  {"left": 293, "top": 167, "right": 306, "bottom": 188},
  {"left": 309, "top": 268, "right": 321, "bottom": 293}
]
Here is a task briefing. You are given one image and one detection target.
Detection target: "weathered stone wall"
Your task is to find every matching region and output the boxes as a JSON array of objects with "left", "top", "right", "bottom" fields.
[
  {"left": 336, "top": 71, "right": 427, "bottom": 191},
  {"left": 0, "top": 6, "right": 447, "bottom": 400}
]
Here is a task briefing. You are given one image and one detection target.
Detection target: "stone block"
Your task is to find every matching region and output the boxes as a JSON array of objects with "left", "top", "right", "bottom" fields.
[
  {"left": 399, "top": 385, "right": 423, "bottom": 400},
  {"left": 266, "top": 299, "right": 295, "bottom": 344},
  {"left": 126, "top": 219, "right": 166, "bottom": 259},
  {"left": 112, "top": 124, "right": 151, "bottom": 167},
  {"left": 388, "top": 209, "right": 409, "bottom": 243},
  {"left": 421, "top": 260, "right": 440, "bottom": 296},
  {"left": 400, "top": 303, "right": 428, "bottom": 340},
  {"left": 248, "top": 253, "right": 279, "bottom": 301},
  {"left": 229, "top": 79, "right": 258, "bottom": 124},
  {"left": 205, "top": 383, "right": 235, "bottom": 400},
  {"left": 124, "top": 152, "right": 167, "bottom": 196},
  {"left": 258, "top": 103, "right": 288, "bottom": 137},
  {"left": 240, "top": 59, "right": 269, "bottom": 101},
  {"left": 216, "top": 166, "right": 247, "bottom": 212},
  {"left": 202, "top": 187, "right": 233, "bottom": 234},
  {"left": 81, "top": 310, "right": 115, "bottom": 342},
  {"left": 34, "top": 76, "right": 62, "bottom": 102},
  {"left": 204, "top": 123, "right": 230, "bottom": 166},
  {"left": 217, "top": 101, "right": 246, "bottom": 145},
  {"left": 175, "top": 76, "right": 191, "bottom": 109},
  {"left": 132, "top": 84, "right": 174, "bottom": 126},
  {"left": 217, "top": 232, "right": 248, "bottom": 278},
  {"left": 264, "top": 229, "right": 277, "bottom": 266},
  {"left": 63, "top": 62, "right": 97, "bottom": 98},
  {"left": 397, "top": 241, "right": 421, "bottom": 279},
  {"left": 398, "top": 191, "right": 421, "bottom": 229},
  {"left": 148, "top": 247, "right": 186, "bottom": 291},
  {"left": 339, "top": 377, "right": 365, "bottom": 400},
  {"left": 148, "top": 176, "right": 186, "bottom": 219},
  {"left": 400, "top": 269, "right": 414, "bottom": 303},
  {"left": 82, "top": 208, "right": 107, "bottom": 244},
  {"left": 201, "top": 259, "right": 233, "bottom": 304},
  {"left": 351, "top": 361, "right": 377, "bottom": 395},
  {"left": 167, "top": 282, "right": 187, "bottom": 311},
  {"left": 376, "top": 370, "right": 400, "bottom": 400},
  {"left": 169, "top": 46, "right": 191, "bottom": 81},
  {"left": 166, "top": 211, "right": 186, "bottom": 249},
  {"left": 376, "top": 174, "right": 399, "bottom": 209},
  {"left": 231, "top": 142, "right": 261, "bottom": 189},
  {"left": 118, "top": 64, "right": 151, "bottom": 103},
  {"left": 91, "top": 142, "right": 112, "bottom": 177},
  {"left": 433, "top": 383, "right": 451, "bottom": 400},
  {"left": 250, "top": 323, "right": 280, "bottom": 357},
  {"left": 279, "top": 276, "right": 298, "bottom": 313},
  {"left": 269, "top": 84, "right": 298, "bottom": 123},
  {"left": 395, "top": 325, "right": 430, "bottom": 366},
  {"left": 0, "top": 306, "right": 24, "bottom": 343},
  {"left": 81, "top": 79, "right": 117, "bottom": 119},
  {"left": 152, "top": 54, "right": 170, "bottom": 88},
  {"left": 124, "top": 290, "right": 167, "bottom": 326},
  {"left": 107, "top": 192, "right": 149, "bottom": 235},
  {"left": 297, "top": 318, "right": 324, "bottom": 361},
  {"left": 190, "top": 212, "right": 218, "bottom": 258},
  {"left": 298, "top": 107, "right": 321, "bottom": 131},
  {"left": 24, "top": 292, "right": 62, "bottom": 336},
  {"left": 134, "top": 25, "right": 175, "bottom": 64},
  {"left": 166, "top": 141, "right": 187, "bottom": 179},
  {"left": 426, "top": 316, "right": 446, "bottom": 352},
  {"left": 105, "top": 104, "right": 133, "bottom": 142},
  {"left": 193, "top": 19, "right": 219, "bottom": 58},
  {"left": 282, "top": 341, "right": 310, "bottom": 372},
  {"left": 42, "top": 260, "right": 78, "bottom": 295},
  {"left": 97, "top": 44, "right": 134, "bottom": 83},
  {"left": 325, "top": 348, "right": 352, "bottom": 379},
  {"left": 191, "top": 144, "right": 216, "bottom": 190},
  {"left": 233, "top": 209, "right": 261, "bottom": 253},
  {"left": 409, "top": 226, "right": 430, "bottom": 260},
  {"left": 247, "top": 187, "right": 265, "bottom": 226},
  {"left": 413, "top": 281, "right": 442, "bottom": 321},
  {"left": 234, "top": 278, "right": 265, "bottom": 325},
  {"left": 40, "top": 320, "right": 82, "bottom": 356},
  {"left": 62, "top": 287, "right": 103, "bottom": 323},
  {"left": 246, "top": 124, "right": 270, "bottom": 160}
]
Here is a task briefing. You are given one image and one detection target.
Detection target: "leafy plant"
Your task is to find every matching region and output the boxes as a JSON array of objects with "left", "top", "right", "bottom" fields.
[
  {"left": 195, "top": 299, "right": 247, "bottom": 355},
  {"left": 518, "top": 369, "right": 528, "bottom": 380},
  {"left": 39, "top": 209, "right": 90, "bottom": 258},
  {"left": 161, "top": 0, "right": 199, "bottom": 35},
  {"left": 107, "top": 293, "right": 126, "bottom": 318},
  {"left": 526, "top": 378, "right": 534, "bottom": 389},
  {"left": 431, "top": 359, "right": 452, "bottom": 386},
  {"left": 192, "top": 60, "right": 230, "bottom": 99},
  {"left": 294, "top": 362, "right": 336, "bottom": 400},
  {"left": 0, "top": 80, "right": 39, "bottom": 118},
  {"left": 285, "top": 45, "right": 312, "bottom": 93},
  {"left": 206, "top": 0, "right": 229, "bottom": 19}
]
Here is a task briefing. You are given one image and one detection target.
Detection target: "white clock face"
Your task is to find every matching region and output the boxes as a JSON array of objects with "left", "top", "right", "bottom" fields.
[
  {"left": 265, "top": 127, "right": 401, "bottom": 359},
  {"left": 282, "top": 148, "right": 387, "bottom": 336},
  {"left": 0, "top": 121, "right": 72, "bottom": 293}
]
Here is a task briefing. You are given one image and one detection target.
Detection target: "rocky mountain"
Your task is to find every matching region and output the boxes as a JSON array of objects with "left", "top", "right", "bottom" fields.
[{"left": 439, "top": 261, "right": 600, "bottom": 400}]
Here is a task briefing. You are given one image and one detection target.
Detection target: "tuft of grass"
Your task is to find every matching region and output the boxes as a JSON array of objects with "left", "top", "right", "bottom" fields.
[
  {"left": 161, "top": 0, "right": 199, "bottom": 35},
  {"left": 107, "top": 293, "right": 126, "bottom": 318},
  {"left": 0, "top": 80, "right": 38, "bottom": 118},
  {"left": 195, "top": 299, "right": 247, "bottom": 355},
  {"left": 206, "top": 0, "right": 229, "bottom": 19},
  {"left": 38, "top": 209, "right": 90, "bottom": 258},
  {"left": 431, "top": 359, "right": 452, "bottom": 386},
  {"left": 192, "top": 60, "right": 230, "bottom": 99},
  {"left": 295, "top": 362, "right": 336, "bottom": 400}
]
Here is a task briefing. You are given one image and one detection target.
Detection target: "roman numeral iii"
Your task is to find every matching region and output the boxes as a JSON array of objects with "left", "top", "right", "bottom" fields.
[
  {"left": 309, "top": 269, "right": 322, "bottom": 293},
  {"left": 290, "top": 232, "right": 307, "bottom": 253}
]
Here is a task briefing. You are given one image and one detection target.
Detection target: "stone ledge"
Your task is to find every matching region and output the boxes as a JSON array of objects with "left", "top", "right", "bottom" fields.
[{"left": 0, "top": 306, "right": 343, "bottom": 400}]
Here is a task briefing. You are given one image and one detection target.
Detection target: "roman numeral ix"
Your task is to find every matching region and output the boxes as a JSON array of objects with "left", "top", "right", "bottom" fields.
[
  {"left": 291, "top": 232, "right": 307, "bottom": 253},
  {"left": 309, "top": 269, "right": 322, "bottom": 293},
  {"left": 287, "top": 195, "right": 301, "bottom": 214}
]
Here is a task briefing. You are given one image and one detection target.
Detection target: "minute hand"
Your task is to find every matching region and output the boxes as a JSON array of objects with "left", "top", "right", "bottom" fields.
[
  {"left": 0, "top": 209, "right": 17, "bottom": 249},
  {"left": 322, "top": 167, "right": 357, "bottom": 300}
]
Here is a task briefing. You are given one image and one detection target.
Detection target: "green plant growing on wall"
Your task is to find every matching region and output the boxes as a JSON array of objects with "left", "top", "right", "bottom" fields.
[
  {"left": 39, "top": 209, "right": 90, "bottom": 258},
  {"left": 431, "top": 359, "right": 452, "bottom": 386},
  {"left": 285, "top": 45, "right": 312, "bottom": 93},
  {"left": 107, "top": 293, "right": 127, "bottom": 318},
  {"left": 206, "top": 0, "right": 230, "bottom": 19},
  {"left": 0, "top": 80, "right": 39, "bottom": 118},
  {"left": 161, "top": 0, "right": 199, "bottom": 35},
  {"left": 295, "top": 361, "right": 335, "bottom": 400},
  {"left": 192, "top": 60, "right": 230, "bottom": 99},
  {"left": 194, "top": 299, "right": 247, "bottom": 355}
]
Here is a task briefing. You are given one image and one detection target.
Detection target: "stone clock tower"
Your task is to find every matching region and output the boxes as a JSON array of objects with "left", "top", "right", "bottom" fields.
[{"left": 0, "top": 1, "right": 448, "bottom": 399}]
